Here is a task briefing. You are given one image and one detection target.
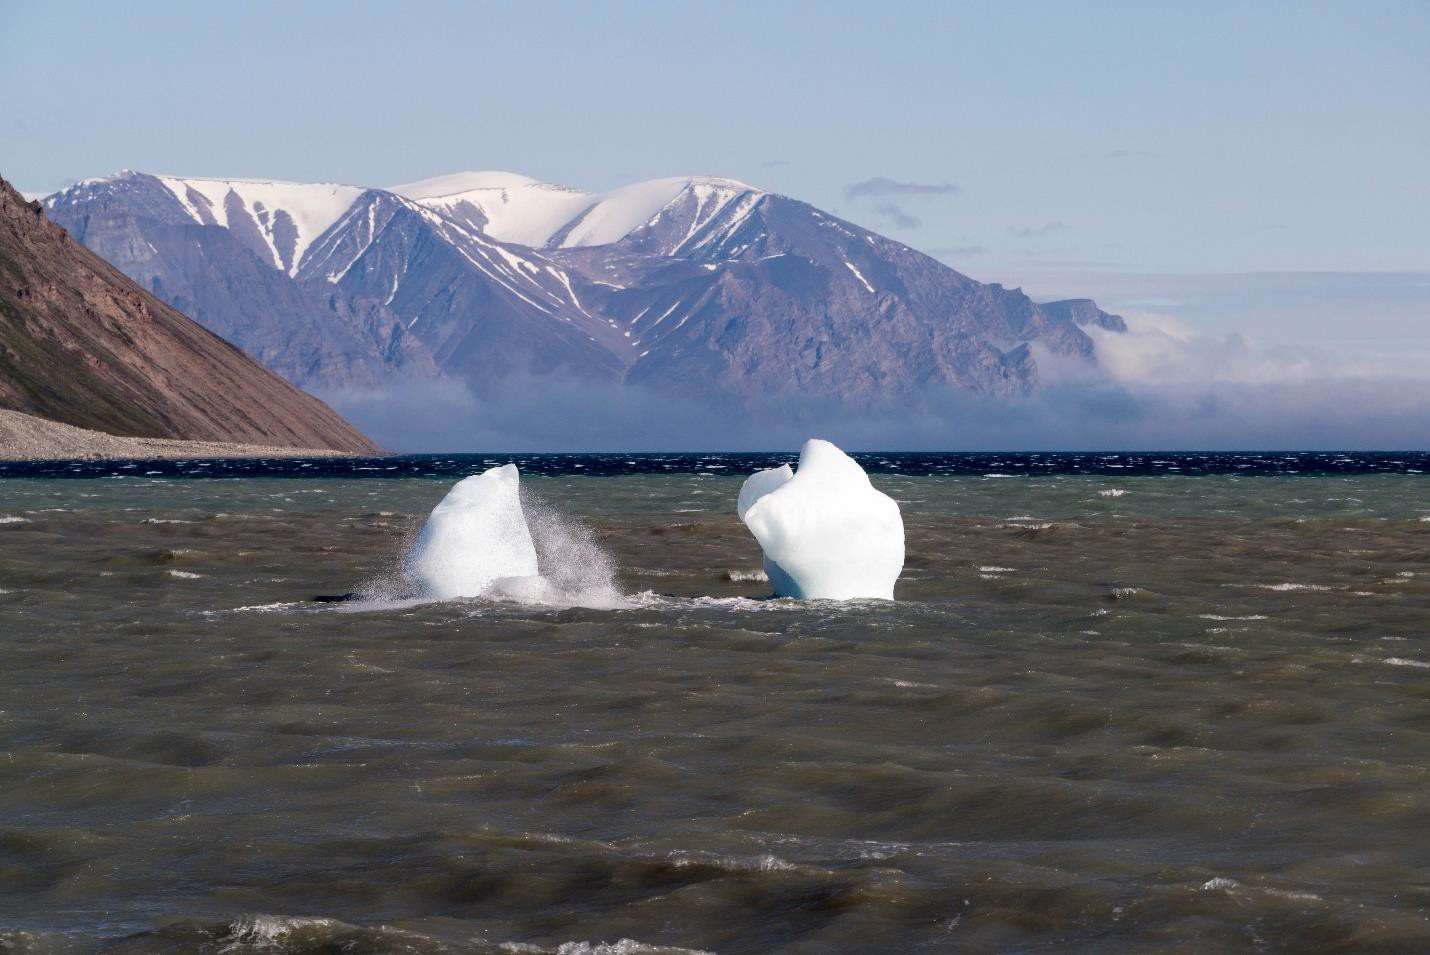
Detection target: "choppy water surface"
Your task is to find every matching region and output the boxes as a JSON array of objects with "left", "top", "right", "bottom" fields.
[{"left": 1, "top": 457, "right": 1427, "bottom": 952}]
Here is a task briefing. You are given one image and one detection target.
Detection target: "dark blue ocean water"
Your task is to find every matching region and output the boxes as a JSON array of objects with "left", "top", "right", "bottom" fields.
[{"left": 1, "top": 450, "right": 1427, "bottom": 479}]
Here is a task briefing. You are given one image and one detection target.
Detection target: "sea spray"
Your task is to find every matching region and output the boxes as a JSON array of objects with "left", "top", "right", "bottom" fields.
[{"left": 515, "top": 492, "right": 624, "bottom": 608}]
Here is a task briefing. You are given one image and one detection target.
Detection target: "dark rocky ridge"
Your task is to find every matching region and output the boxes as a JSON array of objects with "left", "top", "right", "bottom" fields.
[{"left": 0, "top": 176, "right": 379, "bottom": 452}]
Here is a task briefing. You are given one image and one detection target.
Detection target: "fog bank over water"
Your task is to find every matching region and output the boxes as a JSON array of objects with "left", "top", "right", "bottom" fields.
[
  {"left": 325, "top": 367, "right": 1430, "bottom": 454},
  {"left": 319, "top": 270, "right": 1429, "bottom": 453}
]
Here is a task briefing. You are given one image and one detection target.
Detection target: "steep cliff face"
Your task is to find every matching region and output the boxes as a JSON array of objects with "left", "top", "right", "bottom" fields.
[{"left": 0, "top": 176, "right": 379, "bottom": 453}]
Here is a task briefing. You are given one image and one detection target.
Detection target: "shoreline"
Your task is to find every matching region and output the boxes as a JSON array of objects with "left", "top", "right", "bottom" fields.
[{"left": 0, "top": 409, "right": 371, "bottom": 462}]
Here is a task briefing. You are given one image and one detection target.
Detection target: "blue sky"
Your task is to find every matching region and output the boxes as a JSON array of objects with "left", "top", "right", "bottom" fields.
[
  {"left": 3, "top": 0, "right": 1428, "bottom": 372},
  {"left": 4, "top": 1, "right": 1427, "bottom": 275}
]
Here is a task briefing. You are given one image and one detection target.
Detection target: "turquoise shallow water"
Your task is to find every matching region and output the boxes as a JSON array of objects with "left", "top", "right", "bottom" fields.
[{"left": 0, "top": 468, "right": 1428, "bottom": 952}]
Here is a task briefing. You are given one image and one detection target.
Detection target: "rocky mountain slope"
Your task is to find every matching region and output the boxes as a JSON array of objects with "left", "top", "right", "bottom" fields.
[
  {"left": 45, "top": 170, "right": 1125, "bottom": 404},
  {"left": 0, "top": 176, "right": 379, "bottom": 452}
]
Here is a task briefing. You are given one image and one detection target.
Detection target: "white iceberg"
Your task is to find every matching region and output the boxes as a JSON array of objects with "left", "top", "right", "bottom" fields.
[
  {"left": 737, "top": 439, "right": 904, "bottom": 600},
  {"left": 405, "top": 464, "right": 539, "bottom": 599}
]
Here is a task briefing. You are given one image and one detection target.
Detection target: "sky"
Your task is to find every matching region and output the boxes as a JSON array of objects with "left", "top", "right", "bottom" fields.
[
  {"left": 2, "top": 0, "right": 1427, "bottom": 449},
  {"left": 4, "top": 1, "right": 1427, "bottom": 278}
]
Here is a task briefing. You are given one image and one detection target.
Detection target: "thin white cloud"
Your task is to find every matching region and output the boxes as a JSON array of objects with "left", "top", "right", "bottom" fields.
[{"left": 845, "top": 177, "right": 959, "bottom": 199}]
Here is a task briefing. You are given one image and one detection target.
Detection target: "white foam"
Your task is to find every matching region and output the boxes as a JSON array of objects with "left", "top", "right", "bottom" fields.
[
  {"left": 725, "top": 569, "right": 770, "bottom": 582},
  {"left": 229, "top": 601, "right": 303, "bottom": 614},
  {"left": 0, "top": 516, "right": 29, "bottom": 524}
]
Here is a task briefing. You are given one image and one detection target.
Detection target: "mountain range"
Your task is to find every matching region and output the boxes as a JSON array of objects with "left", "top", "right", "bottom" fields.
[
  {"left": 42, "top": 170, "right": 1126, "bottom": 405},
  {"left": 0, "top": 175, "right": 377, "bottom": 453}
]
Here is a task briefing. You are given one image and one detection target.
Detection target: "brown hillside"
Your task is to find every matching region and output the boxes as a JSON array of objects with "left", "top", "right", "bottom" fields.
[{"left": 0, "top": 175, "right": 378, "bottom": 453}]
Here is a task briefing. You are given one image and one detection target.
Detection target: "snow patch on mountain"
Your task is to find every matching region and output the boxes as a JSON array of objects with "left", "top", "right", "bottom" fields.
[
  {"left": 392, "top": 171, "right": 762, "bottom": 250},
  {"left": 155, "top": 176, "right": 364, "bottom": 275},
  {"left": 557, "top": 177, "right": 758, "bottom": 249}
]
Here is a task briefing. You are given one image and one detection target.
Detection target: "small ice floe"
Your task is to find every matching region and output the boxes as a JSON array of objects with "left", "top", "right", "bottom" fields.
[
  {"left": 1098, "top": 489, "right": 1127, "bottom": 497},
  {"left": 736, "top": 439, "right": 904, "bottom": 600},
  {"left": 166, "top": 570, "right": 203, "bottom": 579},
  {"left": 1108, "top": 587, "right": 1140, "bottom": 599},
  {"left": 1201, "top": 877, "right": 1239, "bottom": 892},
  {"left": 1384, "top": 657, "right": 1430, "bottom": 669}
]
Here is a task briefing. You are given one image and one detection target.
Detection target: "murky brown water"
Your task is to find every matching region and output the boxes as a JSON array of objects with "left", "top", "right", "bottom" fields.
[{"left": 1, "top": 472, "right": 1428, "bottom": 952}]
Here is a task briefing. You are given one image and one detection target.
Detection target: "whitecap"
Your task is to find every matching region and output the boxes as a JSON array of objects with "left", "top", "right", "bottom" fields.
[
  {"left": 166, "top": 570, "right": 203, "bottom": 579},
  {"left": 1385, "top": 657, "right": 1430, "bottom": 669},
  {"left": 725, "top": 569, "right": 769, "bottom": 582}
]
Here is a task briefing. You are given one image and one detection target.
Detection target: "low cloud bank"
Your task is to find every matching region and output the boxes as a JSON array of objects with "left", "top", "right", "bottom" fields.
[
  {"left": 323, "top": 343, "right": 1429, "bottom": 453},
  {"left": 1078, "top": 312, "right": 1422, "bottom": 386}
]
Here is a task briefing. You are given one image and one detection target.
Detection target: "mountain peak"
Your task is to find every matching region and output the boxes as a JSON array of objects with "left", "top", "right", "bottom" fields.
[
  {"left": 392, "top": 172, "right": 763, "bottom": 250},
  {"left": 391, "top": 170, "right": 573, "bottom": 199}
]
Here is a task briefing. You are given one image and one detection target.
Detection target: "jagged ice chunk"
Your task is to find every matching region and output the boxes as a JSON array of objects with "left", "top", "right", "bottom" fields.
[
  {"left": 737, "top": 439, "right": 904, "bottom": 600},
  {"left": 405, "top": 465, "right": 538, "bottom": 599}
]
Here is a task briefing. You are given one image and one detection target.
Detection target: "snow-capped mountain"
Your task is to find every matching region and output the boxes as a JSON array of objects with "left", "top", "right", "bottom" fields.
[
  {"left": 154, "top": 175, "right": 365, "bottom": 276},
  {"left": 390, "top": 171, "right": 760, "bottom": 251},
  {"left": 42, "top": 169, "right": 1125, "bottom": 403}
]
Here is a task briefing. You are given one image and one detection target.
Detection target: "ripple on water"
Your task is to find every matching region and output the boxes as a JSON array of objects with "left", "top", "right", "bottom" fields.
[{"left": 1, "top": 468, "right": 1428, "bottom": 950}]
